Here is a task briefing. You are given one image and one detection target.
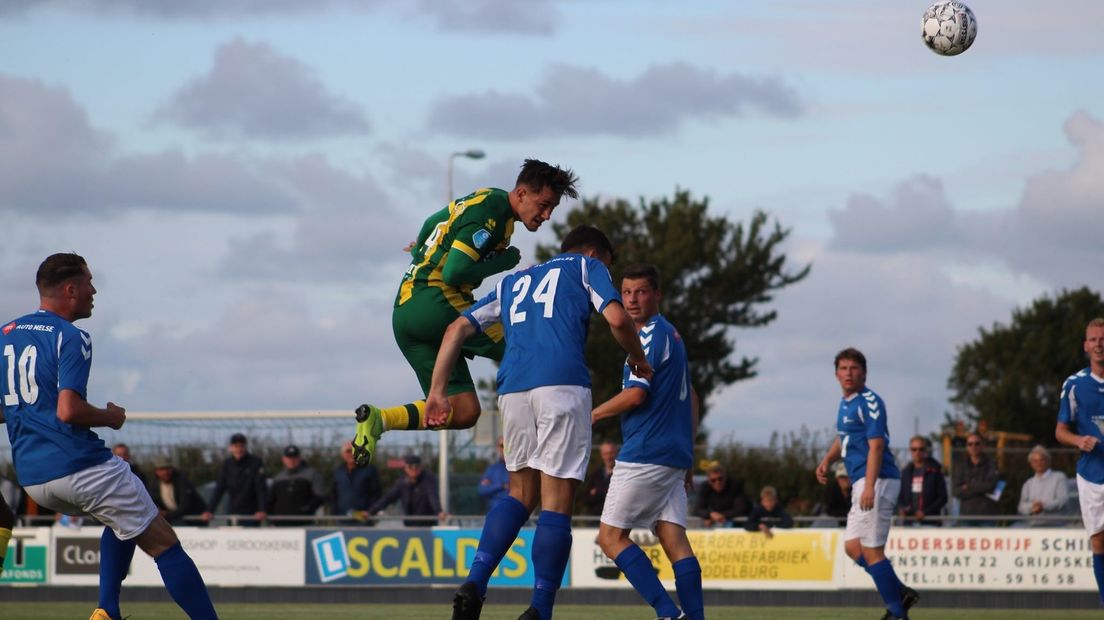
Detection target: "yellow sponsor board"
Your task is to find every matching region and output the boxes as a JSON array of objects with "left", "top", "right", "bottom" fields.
[{"left": 652, "top": 530, "right": 837, "bottom": 581}]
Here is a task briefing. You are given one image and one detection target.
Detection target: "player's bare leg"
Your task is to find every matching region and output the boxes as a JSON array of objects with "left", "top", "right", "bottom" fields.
[
  {"left": 353, "top": 392, "right": 482, "bottom": 466},
  {"left": 847, "top": 540, "right": 918, "bottom": 619},
  {"left": 0, "top": 493, "right": 13, "bottom": 577}
]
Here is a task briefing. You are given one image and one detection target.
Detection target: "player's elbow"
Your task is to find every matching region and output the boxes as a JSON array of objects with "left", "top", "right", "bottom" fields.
[{"left": 624, "top": 387, "right": 647, "bottom": 407}]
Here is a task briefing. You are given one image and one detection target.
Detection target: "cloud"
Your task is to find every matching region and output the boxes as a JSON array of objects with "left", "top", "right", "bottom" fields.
[
  {"left": 427, "top": 62, "right": 802, "bottom": 139},
  {"left": 411, "top": 0, "right": 560, "bottom": 35},
  {"left": 827, "top": 175, "right": 957, "bottom": 253},
  {"left": 154, "top": 38, "right": 370, "bottom": 141}
]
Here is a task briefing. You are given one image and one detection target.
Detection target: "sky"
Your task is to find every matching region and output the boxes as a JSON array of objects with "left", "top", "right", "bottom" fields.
[{"left": 0, "top": 0, "right": 1101, "bottom": 448}]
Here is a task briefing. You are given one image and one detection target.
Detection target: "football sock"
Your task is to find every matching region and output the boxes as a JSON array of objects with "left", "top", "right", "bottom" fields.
[
  {"left": 467, "top": 496, "right": 530, "bottom": 598},
  {"left": 380, "top": 400, "right": 425, "bottom": 431},
  {"left": 530, "top": 511, "right": 572, "bottom": 620},
  {"left": 0, "top": 527, "right": 11, "bottom": 573},
  {"left": 615, "top": 544, "right": 680, "bottom": 618},
  {"left": 673, "top": 556, "right": 705, "bottom": 620},
  {"left": 866, "top": 559, "right": 905, "bottom": 618},
  {"left": 155, "top": 542, "right": 218, "bottom": 620},
  {"left": 855, "top": 555, "right": 868, "bottom": 569},
  {"left": 1093, "top": 554, "right": 1104, "bottom": 604},
  {"left": 98, "top": 527, "right": 137, "bottom": 620}
]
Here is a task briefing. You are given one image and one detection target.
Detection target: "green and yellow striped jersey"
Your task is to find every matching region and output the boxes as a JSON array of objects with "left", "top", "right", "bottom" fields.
[{"left": 396, "top": 187, "right": 515, "bottom": 312}]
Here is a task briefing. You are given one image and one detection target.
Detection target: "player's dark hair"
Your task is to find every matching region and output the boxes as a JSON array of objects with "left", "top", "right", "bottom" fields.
[
  {"left": 561, "top": 225, "right": 615, "bottom": 263},
  {"left": 516, "top": 159, "right": 579, "bottom": 200},
  {"left": 833, "top": 347, "right": 867, "bottom": 371},
  {"left": 36, "top": 253, "right": 87, "bottom": 293},
  {"left": 621, "top": 264, "right": 660, "bottom": 291}
]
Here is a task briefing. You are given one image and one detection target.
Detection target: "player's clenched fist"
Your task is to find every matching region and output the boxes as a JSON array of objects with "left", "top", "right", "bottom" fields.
[{"left": 105, "top": 402, "right": 126, "bottom": 430}]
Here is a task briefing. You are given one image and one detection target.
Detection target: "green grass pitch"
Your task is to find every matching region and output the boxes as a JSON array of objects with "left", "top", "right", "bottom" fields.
[{"left": 2, "top": 603, "right": 1097, "bottom": 619}]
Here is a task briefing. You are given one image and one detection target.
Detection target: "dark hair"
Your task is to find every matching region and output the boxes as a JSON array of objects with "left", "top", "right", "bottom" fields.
[
  {"left": 36, "top": 253, "right": 87, "bottom": 292},
  {"left": 621, "top": 264, "right": 660, "bottom": 291},
  {"left": 516, "top": 159, "right": 579, "bottom": 200},
  {"left": 833, "top": 347, "right": 867, "bottom": 371},
  {"left": 560, "top": 225, "right": 615, "bottom": 262}
]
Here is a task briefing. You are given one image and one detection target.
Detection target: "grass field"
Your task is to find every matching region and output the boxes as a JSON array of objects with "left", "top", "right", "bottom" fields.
[{"left": 2, "top": 603, "right": 1093, "bottom": 619}]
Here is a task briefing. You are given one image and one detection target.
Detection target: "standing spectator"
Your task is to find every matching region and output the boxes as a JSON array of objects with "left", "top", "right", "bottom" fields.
[
  {"left": 693, "top": 463, "right": 751, "bottom": 527},
  {"left": 1017, "top": 445, "right": 1069, "bottom": 526},
  {"left": 331, "top": 440, "right": 381, "bottom": 523},
  {"left": 367, "top": 454, "right": 446, "bottom": 527},
  {"left": 268, "top": 445, "right": 326, "bottom": 526},
  {"left": 149, "top": 460, "right": 207, "bottom": 526},
  {"left": 820, "top": 461, "right": 852, "bottom": 524},
  {"left": 745, "top": 486, "right": 794, "bottom": 537},
  {"left": 201, "top": 433, "right": 267, "bottom": 526},
  {"left": 478, "top": 438, "right": 510, "bottom": 512},
  {"left": 898, "top": 436, "right": 948, "bottom": 527},
  {"left": 579, "top": 441, "right": 617, "bottom": 516},
  {"left": 113, "top": 443, "right": 147, "bottom": 486},
  {"left": 952, "top": 432, "right": 1000, "bottom": 523}
]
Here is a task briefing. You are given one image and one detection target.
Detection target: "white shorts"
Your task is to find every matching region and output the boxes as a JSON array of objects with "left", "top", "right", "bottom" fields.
[
  {"left": 24, "top": 456, "right": 158, "bottom": 540},
  {"left": 1077, "top": 474, "right": 1104, "bottom": 536},
  {"left": 499, "top": 385, "right": 592, "bottom": 481},
  {"left": 600, "top": 460, "right": 688, "bottom": 531},
  {"left": 845, "top": 477, "right": 900, "bottom": 548}
]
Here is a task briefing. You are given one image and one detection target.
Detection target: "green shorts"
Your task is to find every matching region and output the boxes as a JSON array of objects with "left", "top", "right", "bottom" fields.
[{"left": 392, "top": 287, "right": 505, "bottom": 396}]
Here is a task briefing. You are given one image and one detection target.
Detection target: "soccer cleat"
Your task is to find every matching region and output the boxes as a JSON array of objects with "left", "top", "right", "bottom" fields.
[
  {"left": 352, "top": 404, "right": 383, "bottom": 466},
  {"left": 516, "top": 607, "right": 541, "bottom": 620},
  {"left": 878, "top": 612, "right": 907, "bottom": 620},
  {"left": 656, "top": 614, "right": 688, "bottom": 620},
  {"left": 901, "top": 586, "right": 919, "bottom": 612},
  {"left": 451, "top": 581, "right": 484, "bottom": 620},
  {"left": 88, "top": 609, "right": 121, "bottom": 620}
]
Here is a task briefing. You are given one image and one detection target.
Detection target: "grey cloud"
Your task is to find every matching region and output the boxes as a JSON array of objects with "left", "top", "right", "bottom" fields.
[
  {"left": 154, "top": 38, "right": 370, "bottom": 140},
  {"left": 828, "top": 175, "right": 957, "bottom": 253},
  {"left": 427, "top": 62, "right": 803, "bottom": 139},
  {"left": 412, "top": 0, "right": 559, "bottom": 35}
]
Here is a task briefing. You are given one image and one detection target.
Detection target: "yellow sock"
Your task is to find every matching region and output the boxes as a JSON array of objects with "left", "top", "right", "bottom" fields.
[
  {"left": 0, "top": 527, "right": 11, "bottom": 568},
  {"left": 381, "top": 401, "right": 426, "bottom": 431}
]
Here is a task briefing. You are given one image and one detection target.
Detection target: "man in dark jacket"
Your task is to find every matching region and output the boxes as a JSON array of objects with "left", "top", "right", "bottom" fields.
[
  {"left": 898, "top": 436, "right": 948, "bottom": 526},
  {"left": 331, "top": 440, "right": 382, "bottom": 523},
  {"left": 201, "top": 433, "right": 268, "bottom": 526},
  {"left": 694, "top": 463, "right": 751, "bottom": 527},
  {"left": 148, "top": 460, "right": 207, "bottom": 526},
  {"left": 368, "top": 454, "right": 445, "bottom": 527},
  {"left": 953, "top": 432, "right": 1000, "bottom": 523},
  {"left": 268, "top": 445, "right": 326, "bottom": 526}
]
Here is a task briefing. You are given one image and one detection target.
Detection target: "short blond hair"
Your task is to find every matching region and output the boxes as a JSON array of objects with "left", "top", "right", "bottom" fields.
[
  {"left": 760, "top": 485, "right": 778, "bottom": 500},
  {"left": 1087, "top": 317, "right": 1104, "bottom": 331}
]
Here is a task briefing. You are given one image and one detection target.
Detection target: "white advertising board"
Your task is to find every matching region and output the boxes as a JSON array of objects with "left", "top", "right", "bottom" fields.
[{"left": 129, "top": 527, "right": 305, "bottom": 586}]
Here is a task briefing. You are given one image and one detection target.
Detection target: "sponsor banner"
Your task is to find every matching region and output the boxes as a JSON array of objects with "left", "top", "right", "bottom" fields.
[
  {"left": 1, "top": 527, "right": 50, "bottom": 584},
  {"left": 571, "top": 528, "right": 839, "bottom": 590},
  {"left": 129, "top": 528, "right": 304, "bottom": 586},
  {"left": 50, "top": 528, "right": 102, "bottom": 585},
  {"left": 305, "top": 528, "right": 564, "bottom": 586},
  {"left": 842, "top": 528, "right": 1097, "bottom": 591}
]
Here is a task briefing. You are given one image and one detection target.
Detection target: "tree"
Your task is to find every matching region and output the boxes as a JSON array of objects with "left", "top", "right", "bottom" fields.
[
  {"left": 535, "top": 189, "right": 810, "bottom": 440},
  {"left": 948, "top": 287, "right": 1104, "bottom": 445}
]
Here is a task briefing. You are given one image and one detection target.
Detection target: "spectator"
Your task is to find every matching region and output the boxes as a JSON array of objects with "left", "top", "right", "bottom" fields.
[
  {"left": 202, "top": 433, "right": 268, "bottom": 526},
  {"left": 268, "top": 445, "right": 326, "bottom": 526},
  {"left": 368, "top": 454, "right": 446, "bottom": 527},
  {"left": 898, "top": 435, "right": 948, "bottom": 527},
  {"left": 1017, "top": 445, "right": 1069, "bottom": 526},
  {"left": 693, "top": 463, "right": 751, "bottom": 527},
  {"left": 745, "top": 486, "right": 794, "bottom": 538},
  {"left": 113, "top": 443, "right": 147, "bottom": 486},
  {"left": 820, "top": 461, "right": 852, "bottom": 524},
  {"left": 478, "top": 438, "right": 510, "bottom": 512},
  {"left": 579, "top": 441, "right": 617, "bottom": 516},
  {"left": 952, "top": 432, "right": 1000, "bottom": 523},
  {"left": 148, "top": 459, "right": 207, "bottom": 526},
  {"left": 331, "top": 440, "right": 382, "bottom": 523}
]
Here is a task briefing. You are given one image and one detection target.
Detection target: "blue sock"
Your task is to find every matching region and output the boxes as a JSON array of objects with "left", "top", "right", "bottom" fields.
[
  {"left": 98, "top": 528, "right": 136, "bottom": 620},
  {"left": 155, "top": 542, "right": 218, "bottom": 620},
  {"left": 1094, "top": 554, "right": 1104, "bottom": 604},
  {"left": 855, "top": 555, "right": 868, "bottom": 569},
  {"left": 615, "top": 545, "right": 679, "bottom": 617},
  {"left": 530, "top": 511, "right": 572, "bottom": 620},
  {"left": 467, "top": 496, "right": 530, "bottom": 598},
  {"left": 866, "top": 559, "right": 905, "bottom": 618},
  {"left": 673, "top": 556, "right": 705, "bottom": 620}
]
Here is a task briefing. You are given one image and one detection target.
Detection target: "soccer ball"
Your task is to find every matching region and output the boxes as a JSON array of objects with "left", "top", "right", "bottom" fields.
[{"left": 921, "top": 1, "right": 978, "bottom": 56}]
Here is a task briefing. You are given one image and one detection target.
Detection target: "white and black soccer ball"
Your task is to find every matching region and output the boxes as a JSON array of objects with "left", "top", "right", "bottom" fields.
[{"left": 921, "top": 1, "right": 978, "bottom": 56}]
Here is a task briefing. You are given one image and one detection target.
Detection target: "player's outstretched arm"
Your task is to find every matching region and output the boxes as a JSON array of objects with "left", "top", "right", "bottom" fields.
[
  {"left": 816, "top": 437, "right": 843, "bottom": 484},
  {"left": 441, "top": 246, "right": 521, "bottom": 287},
  {"left": 592, "top": 387, "right": 647, "bottom": 424},
  {"left": 425, "top": 317, "right": 479, "bottom": 427},
  {"left": 56, "top": 389, "right": 125, "bottom": 429},
  {"left": 601, "top": 302, "right": 653, "bottom": 380}
]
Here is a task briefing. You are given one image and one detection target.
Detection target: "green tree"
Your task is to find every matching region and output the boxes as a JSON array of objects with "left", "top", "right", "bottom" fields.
[
  {"left": 535, "top": 189, "right": 810, "bottom": 440},
  {"left": 948, "top": 287, "right": 1104, "bottom": 445}
]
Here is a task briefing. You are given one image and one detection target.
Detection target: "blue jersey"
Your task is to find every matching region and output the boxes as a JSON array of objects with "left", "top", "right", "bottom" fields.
[
  {"left": 1057, "top": 368, "right": 1104, "bottom": 484},
  {"left": 836, "top": 387, "right": 900, "bottom": 482},
  {"left": 618, "top": 314, "right": 693, "bottom": 469},
  {"left": 1, "top": 310, "right": 111, "bottom": 486},
  {"left": 465, "top": 253, "right": 620, "bottom": 394}
]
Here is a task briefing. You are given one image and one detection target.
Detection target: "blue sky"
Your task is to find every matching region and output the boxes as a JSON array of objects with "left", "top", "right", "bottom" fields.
[{"left": 1, "top": 0, "right": 1101, "bottom": 447}]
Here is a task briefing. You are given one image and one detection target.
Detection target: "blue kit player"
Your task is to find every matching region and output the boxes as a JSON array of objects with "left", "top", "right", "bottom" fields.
[
  {"left": 425, "top": 225, "right": 652, "bottom": 620},
  {"left": 0, "top": 253, "right": 218, "bottom": 620},
  {"left": 591, "top": 264, "right": 704, "bottom": 620},
  {"left": 1056, "top": 317, "right": 1104, "bottom": 605},
  {"left": 815, "top": 348, "right": 917, "bottom": 620}
]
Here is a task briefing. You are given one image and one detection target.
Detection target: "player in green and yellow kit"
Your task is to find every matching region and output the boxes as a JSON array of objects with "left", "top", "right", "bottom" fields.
[{"left": 352, "top": 159, "right": 579, "bottom": 466}]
